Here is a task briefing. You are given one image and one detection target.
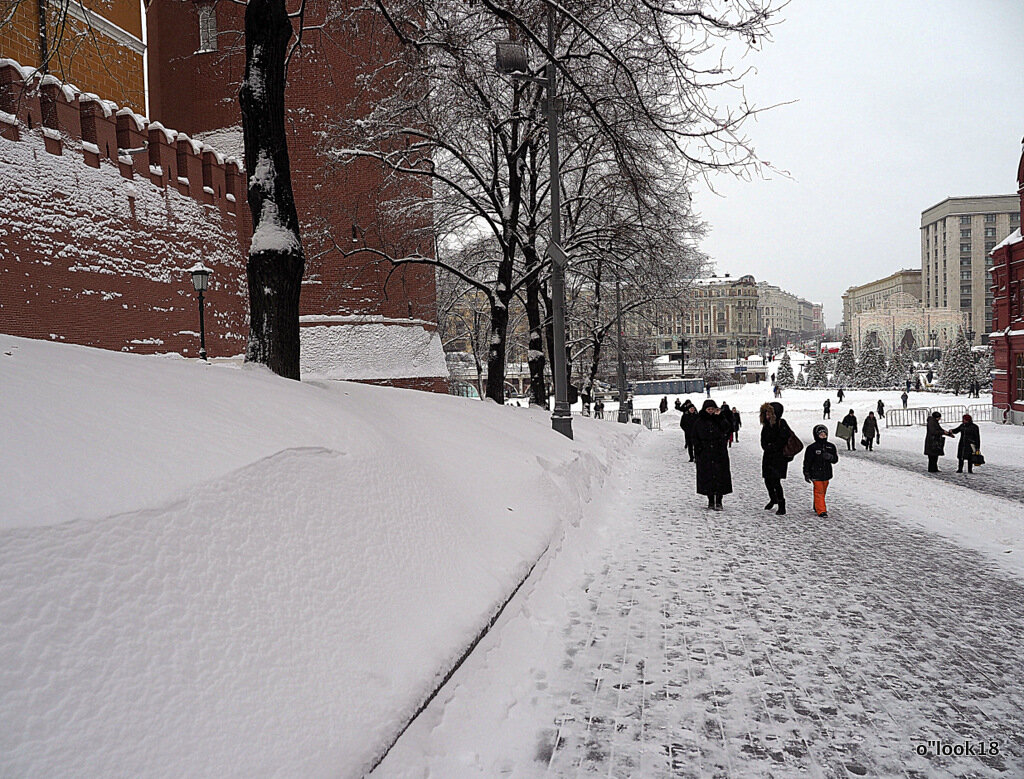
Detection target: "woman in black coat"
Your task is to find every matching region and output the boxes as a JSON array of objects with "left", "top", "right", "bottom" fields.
[
  {"left": 760, "top": 401, "right": 792, "bottom": 515},
  {"left": 679, "top": 401, "right": 698, "bottom": 462},
  {"left": 924, "top": 411, "right": 954, "bottom": 473},
  {"left": 948, "top": 413, "right": 981, "bottom": 473},
  {"left": 691, "top": 399, "right": 733, "bottom": 510}
]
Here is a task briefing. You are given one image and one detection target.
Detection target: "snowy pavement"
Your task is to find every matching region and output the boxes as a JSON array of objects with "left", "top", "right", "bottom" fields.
[{"left": 377, "top": 427, "right": 1024, "bottom": 777}]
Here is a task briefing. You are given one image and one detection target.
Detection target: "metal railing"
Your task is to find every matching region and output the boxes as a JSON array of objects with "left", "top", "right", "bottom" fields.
[
  {"left": 886, "top": 404, "right": 994, "bottom": 427},
  {"left": 633, "top": 408, "right": 662, "bottom": 430}
]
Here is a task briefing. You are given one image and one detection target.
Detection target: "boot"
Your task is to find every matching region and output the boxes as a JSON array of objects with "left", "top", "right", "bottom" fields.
[
  {"left": 764, "top": 500, "right": 776, "bottom": 510},
  {"left": 776, "top": 500, "right": 786, "bottom": 516},
  {"left": 707, "top": 496, "right": 715, "bottom": 509},
  {"left": 714, "top": 496, "right": 723, "bottom": 511}
]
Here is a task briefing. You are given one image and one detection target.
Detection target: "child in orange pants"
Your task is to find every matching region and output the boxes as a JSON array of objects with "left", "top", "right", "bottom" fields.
[{"left": 802, "top": 424, "right": 839, "bottom": 518}]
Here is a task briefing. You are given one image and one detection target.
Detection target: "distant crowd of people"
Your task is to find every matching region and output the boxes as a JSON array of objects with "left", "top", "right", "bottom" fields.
[{"left": 675, "top": 385, "right": 985, "bottom": 518}]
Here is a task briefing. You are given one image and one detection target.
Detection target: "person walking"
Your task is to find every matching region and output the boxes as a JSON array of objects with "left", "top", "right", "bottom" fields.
[
  {"left": 720, "top": 403, "right": 735, "bottom": 447},
  {"left": 837, "top": 387, "right": 845, "bottom": 404},
  {"left": 803, "top": 424, "right": 839, "bottom": 518},
  {"left": 692, "top": 399, "right": 733, "bottom": 510},
  {"left": 901, "top": 391, "right": 908, "bottom": 409},
  {"left": 876, "top": 398, "right": 885, "bottom": 419},
  {"left": 841, "top": 409, "right": 858, "bottom": 451},
  {"left": 862, "top": 411, "right": 879, "bottom": 451},
  {"left": 659, "top": 396, "right": 669, "bottom": 414},
  {"left": 949, "top": 413, "right": 982, "bottom": 474},
  {"left": 679, "top": 401, "right": 698, "bottom": 462},
  {"left": 733, "top": 408, "right": 742, "bottom": 442},
  {"left": 594, "top": 399, "right": 604, "bottom": 419},
  {"left": 924, "top": 411, "right": 955, "bottom": 473},
  {"left": 823, "top": 398, "right": 831, "bottom": 419},
  {"left": 760, "top": 401, "right": 793, "bottom": 515},
  {"left": 914, "top": 375, "right": 922, "bottom": 391}
]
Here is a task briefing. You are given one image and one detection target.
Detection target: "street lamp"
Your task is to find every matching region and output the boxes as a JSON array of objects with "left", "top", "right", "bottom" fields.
[
  {"left": 735, "top": 338, "right": 744, "bottom": 365},
  {"left": 188, "top": 262, "right": 212, "bottom": 361},
  {"left": 679, "top": 337, "right": 689, "bottom": 379},
  {"left": 615, "top": 276, "right": 629, "bottom": 423},
  {"left": 496, "top": 8, "right": 572, "bottom": 439}
]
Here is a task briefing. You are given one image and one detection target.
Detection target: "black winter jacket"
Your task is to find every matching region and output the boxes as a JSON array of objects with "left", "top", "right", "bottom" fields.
[
  {"left": 760, "top": 402, "right": 792, "bottom": 480},
  {"left": 948, "top": 421, "right": 981, "bottom": 460},
  {"left": 803, "top": 431, "right": 839, "bottom": 481},
  {"left": 924, "top": 416, "right": 949, "bottom": 456},
  {"left": 841, "top": 413, "right": 858, "bottom": 434}
]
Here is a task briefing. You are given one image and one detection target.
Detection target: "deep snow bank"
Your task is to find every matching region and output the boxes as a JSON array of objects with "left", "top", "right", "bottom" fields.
[{"left": 0, "top": 335, "right": 639, "bottom": 776}]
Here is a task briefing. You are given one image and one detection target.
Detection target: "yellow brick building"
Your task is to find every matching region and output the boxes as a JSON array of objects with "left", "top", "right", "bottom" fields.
[{"left": 1, "top": 0, "right": 146, "bottom": 113}]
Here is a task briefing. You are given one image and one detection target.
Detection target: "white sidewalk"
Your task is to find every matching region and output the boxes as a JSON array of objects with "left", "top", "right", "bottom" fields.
[{"left": 376, "top": 429, "right": 1024, "bottom": 777}]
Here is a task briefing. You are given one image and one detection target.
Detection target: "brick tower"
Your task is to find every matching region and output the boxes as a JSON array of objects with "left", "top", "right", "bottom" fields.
[{"left": 146, "top": 0, "right": 446, "bottom": 390}]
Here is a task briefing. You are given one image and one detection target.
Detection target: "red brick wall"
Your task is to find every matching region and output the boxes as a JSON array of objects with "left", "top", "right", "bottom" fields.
[
  {"left": 0, "top": 62, "right": 250, "bottom": 358},
  {"left": 146, "top": 0, "right": 439, "bottom": 326},
  {"left": 990, "top": 150, "right": 1024, "bottom": 412}
]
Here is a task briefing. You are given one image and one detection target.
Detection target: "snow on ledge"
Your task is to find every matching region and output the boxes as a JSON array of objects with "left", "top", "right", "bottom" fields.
[
  {"left": 300, "top": 322, "right": 448, "bottom": 380},
  {"left": 991, "top": 228, "right": 1021, "bottom": 254}
]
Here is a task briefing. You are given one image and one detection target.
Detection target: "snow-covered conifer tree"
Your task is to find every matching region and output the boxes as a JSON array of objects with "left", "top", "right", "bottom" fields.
[
  {"left": 940, "top": 331, "right": 974, "bottom": 395},
  {"left": 854, "top": 344, "right": 885, "bottom": 388},
  {"left": 808, "top": 355, "right": 826, "bottom": 387},
  {"left": 776, "top": 351, "right": 795, "bottom": 387},
  {"left": 833, "top": 335, "right": 856, "bottom": 386}
]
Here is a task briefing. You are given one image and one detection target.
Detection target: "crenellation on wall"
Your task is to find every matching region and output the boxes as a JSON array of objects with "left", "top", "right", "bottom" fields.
[{"left": 0, "top": 59, "right": 244, "bottom": 214}]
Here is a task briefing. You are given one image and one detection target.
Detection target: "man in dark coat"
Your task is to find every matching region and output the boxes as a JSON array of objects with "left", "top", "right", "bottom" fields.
[
  {"left": 823, "top": 398, "right": 831, "bottom": 419},
  {"left": 802, "top": 424, "right": 839, "bottom": 517},
  {"left": 691, "top": 399, "right": 733, "bottom": 510},
  {"left": 901, "top": 391, "right": 908, "bottom": 408},
  {"left": 837, "top": 388, "right": 845, "bottom": 403},
  {"left": 659, "top": 396, "right": 669, "bottom": 414},
  {"left": 679, "top": 401, "right": 698, "bottom": 462},
  {"left": 862, "top": 411, "right": 879, "bottom": 451},
  {"left": 876, "top": 399, "right": 885, "bottom": 418},
  {"left": 733, "top": 408, "right": 742, "bottom": 441},
  {"left": 949, "top": 413, "right": 982, "bottom": 473},
  {"left": 760, "top": 401, "right": 793, "bottom": 515},
  {"left": 924, "top": 411, "right": 954, "bottom": 472},
  {"left": 841, "top": 409, "right": 858, "bottom": 451}
]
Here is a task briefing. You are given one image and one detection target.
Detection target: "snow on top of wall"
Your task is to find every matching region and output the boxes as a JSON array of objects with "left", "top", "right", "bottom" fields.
[
  {"left": 299, "top": 314, "right": 436, "bottom": 327},
  {"left": 0, "top": 129, "right": 242, "bottom": 286},
  {"left": 0, "top": 58, "right": 34, "bottom": 81},
  {"left": 146, "top": 121, "right": 177, "bottom": 144},
  {"left": 116, "top": 107, "right": 146, "bottom": 131},
  {"left": 193, "top": 125, "right": 244, "bottom": 162},
  {"left": 992, "top": 228, "right": 1021, "bottom": 254},
  {"left": 300, "top": 322, "right": 449, "bottom": 380}
]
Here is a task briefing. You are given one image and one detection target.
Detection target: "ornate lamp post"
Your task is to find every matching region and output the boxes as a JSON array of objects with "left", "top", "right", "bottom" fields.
[
  {"left": 496, "top": 6, "right": 572, "bottom": 439},
  {"left": 188, "top": 262, "right": 212, "bottom": 361}
]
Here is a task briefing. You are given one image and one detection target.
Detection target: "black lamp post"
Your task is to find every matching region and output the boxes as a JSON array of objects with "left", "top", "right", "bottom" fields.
[
  {"left": 188, "top": 262, "right": 212, "bottom": 361},
  {"left": 679, "top": 337, "right": 689, "bottom": 379},
  {"left": 496, "top": 8, "right": 572, "bottom": 439}
]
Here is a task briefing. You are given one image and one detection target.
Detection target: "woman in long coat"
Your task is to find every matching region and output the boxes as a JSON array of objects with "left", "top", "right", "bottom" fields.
[
  {"left": 924, "top": 411, "right": 953, "bottom": 472},
  {"left": 679, "top": 401, "right": 698, "bottom": 462},
  {"left": 948, "top": 413, "right": 981, "bottom": 473},
  {"left": 691, "top": 399, "right": 733, "bottom": 510},
  {"left": 760, "top": 401, "right": 792, "bottom": 515}
]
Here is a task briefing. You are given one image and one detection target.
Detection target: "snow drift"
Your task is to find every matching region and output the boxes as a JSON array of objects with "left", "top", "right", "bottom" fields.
[{"left": 0, "top": 334, "right": 638, "bottom": 776}]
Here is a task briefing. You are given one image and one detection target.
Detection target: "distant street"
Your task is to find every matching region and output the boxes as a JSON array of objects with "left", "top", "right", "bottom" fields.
[{"left": 378, "top": 426, "right": 1024, "bottom": 777}]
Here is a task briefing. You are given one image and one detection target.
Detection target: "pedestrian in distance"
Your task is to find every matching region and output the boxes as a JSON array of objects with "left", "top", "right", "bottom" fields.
[
  {"left": 721, "top": 403, "right": 735, "bottom": 447},
  {"left": 674, "top": 398, "right": 683, "bottom": 412},
  {"left": 837, "top": 387, "right": 845, "bottom": 403},
  {"left": 594, "top": 399, "right": 604, "bottom": 419},
  {"left": 823, "top": 398, "right": 831, "bottom": 419},
  {"left": 949, "top": 413, "right": 982, "bottom": 474},
  {"left": 760, "top": 402, "right": 794, "bottom": 515},
  {"left": 862, "top": 411, "right": 879, "bottom": 451},
  {"left": 679, "top": 400, "right": 698, "bottom": 462},
  {"left": 906, "top": 378, "right": 912, "bottom": 394},
  {"left": 692, "top": 399, "right": 733, "bottom": 511},
  {"left": 659, "top": 396, "right": 669, "bottom": 414},
  {"left": 901, "top": 391, "right": 908, "bottom": 409},
  {"left": 803, "top": 424, "right": 839, "bottom": 518},
  {"left": 914, "top": 375, "right": 922, "bottom": 391},
  {"left": 924, "top": 411, "right": 955, "bottom": 473},
  {"left": 876, "top": 398, "right": 885, "bottom": 418},
  {"left": 841, "top": 409, "right": 858, "bottom": 450},
  {"left": 733, "top": 408, "right": 742, "bottom": 442}
]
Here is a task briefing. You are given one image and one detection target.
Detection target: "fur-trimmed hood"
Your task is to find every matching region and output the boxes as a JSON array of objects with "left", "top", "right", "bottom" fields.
[{"left": 759, "top": 402, "right": 784, "bottom": 425}]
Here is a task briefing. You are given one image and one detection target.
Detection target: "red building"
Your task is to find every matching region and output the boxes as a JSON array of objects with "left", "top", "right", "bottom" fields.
[{"left": 990, "top": 143, "right": 1024, "bottom": 422}]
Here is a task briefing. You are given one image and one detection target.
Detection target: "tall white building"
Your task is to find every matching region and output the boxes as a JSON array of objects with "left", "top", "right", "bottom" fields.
[{"left": 921, "top": 195, "right": 1021, "bottom": 344}]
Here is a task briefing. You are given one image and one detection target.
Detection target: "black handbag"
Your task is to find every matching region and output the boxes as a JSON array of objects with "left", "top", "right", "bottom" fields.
[{"left": 971, "top": 447, "right": 985, "bottom": 466}]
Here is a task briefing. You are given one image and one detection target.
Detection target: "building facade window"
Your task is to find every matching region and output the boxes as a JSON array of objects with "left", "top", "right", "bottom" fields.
[
  {"left": 985, "top": 214, "right": 997, "bottom": 223},
  {"left": 985, "top": 227, "right": 997, "bottom": 238},
  {"left": 1017, "top": 355, "right": 1024, "bottom": 402},
  {"left": 197, "top": 4, "right": 218, "bottom": 53},
  {"left": 960, "top": 243, "right": 971, "bottom": 253},
  {"left": 960, "top": 215, "right": 972, "bottom": 225},
  {"left": 961, "top": 229, "right": 972, "bottom": 238}
]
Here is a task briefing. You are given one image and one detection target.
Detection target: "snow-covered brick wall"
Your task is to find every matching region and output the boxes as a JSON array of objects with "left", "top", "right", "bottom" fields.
[
  {"left": 0, "top": 59, "right": 250, "bottom": 357},
  {"left": 300, "top": 320, "right": 449, "bottom": 380}
]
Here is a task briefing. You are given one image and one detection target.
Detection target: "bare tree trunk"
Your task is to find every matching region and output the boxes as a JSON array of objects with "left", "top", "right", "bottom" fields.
[
  {"left": 240, "top": 0, "right": 305, "bottom": 379},
  {"left": 523, "top": 245, "right": 548, "bottom": 408},
  {"left": 484, "top": 278, "right": 511, "bottom": 404}
]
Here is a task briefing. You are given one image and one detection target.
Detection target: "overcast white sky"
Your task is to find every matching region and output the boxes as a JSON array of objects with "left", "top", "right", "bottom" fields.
[{"left": 693, "top": 0, "right": 1024, "bottom": 327}]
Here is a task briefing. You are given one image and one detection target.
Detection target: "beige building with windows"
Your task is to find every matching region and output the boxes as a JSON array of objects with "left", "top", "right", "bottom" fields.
[
  {"left": 757, "top": 282, "right": 816, "bottom": 348},
  {"left": 655, "top": 274, "right": 760, "bottom": 360},
  {"left": 842, "top": 269, "right": 922, "bottom": 335},
  {"left": 921, "top": 195, "right": 1021, "bottom": 344}
]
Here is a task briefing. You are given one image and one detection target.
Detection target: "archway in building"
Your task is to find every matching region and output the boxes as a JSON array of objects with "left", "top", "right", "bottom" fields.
[
  {"left": 863, "top": 331, "right": 882, "bottom": 351},
  {"left": 900, "top": 329, "right": 917, "bottom": 351}
]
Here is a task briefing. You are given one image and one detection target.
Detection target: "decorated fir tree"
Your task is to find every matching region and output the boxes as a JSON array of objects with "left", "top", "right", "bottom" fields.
[
  {"left": 833, "top": 334, "right": 856, "bottom": 387},
  {"left": 884, "top": 349, "right": 907, "bottom": 388},
  {"left": 974, "top": 352, "right": 994, "bottom": 389},
  {"left": 776, "top": 351, "right": 795, "bottom": 386},
  {"left": 808, "top": 355, "right": 827, "bottom": 387},
  {"left": 940, "top": 330, "right": 974, "bottom": 395},
  {"left": 854, "top": 343, "right": 886, "bottom": 388}
]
